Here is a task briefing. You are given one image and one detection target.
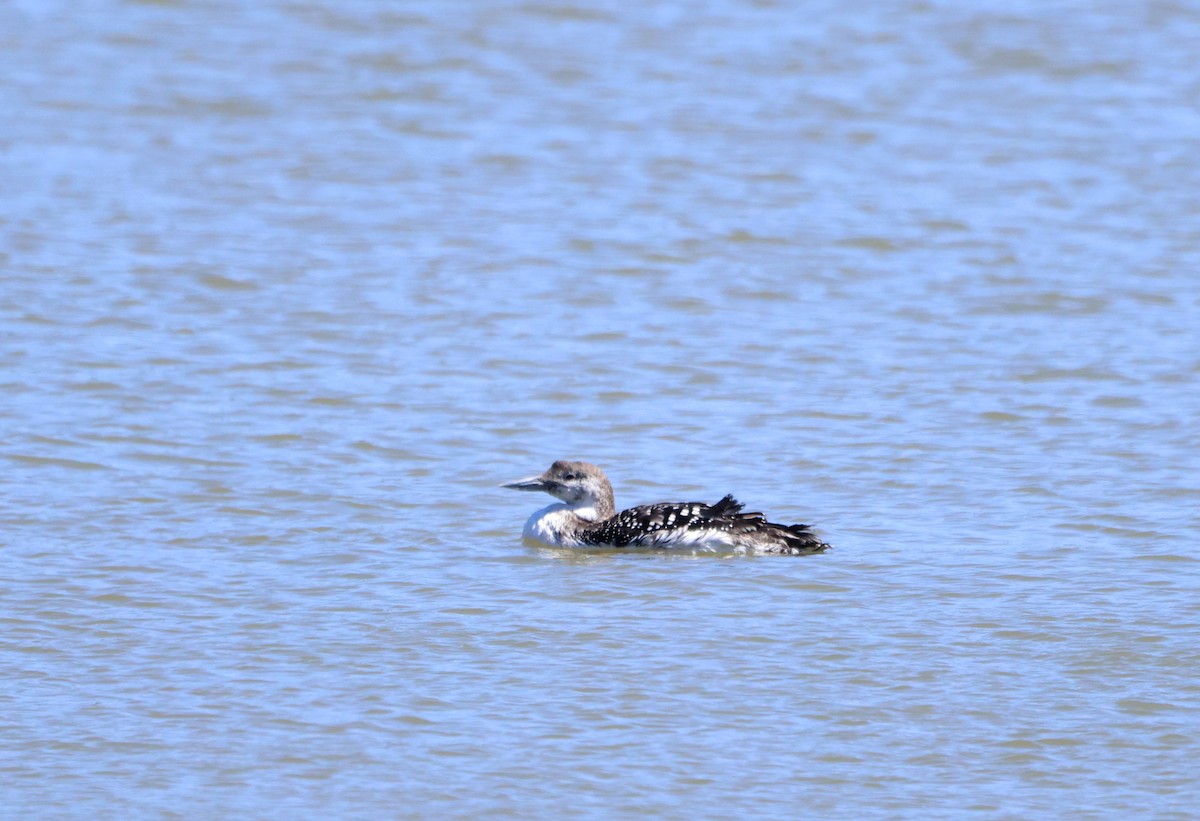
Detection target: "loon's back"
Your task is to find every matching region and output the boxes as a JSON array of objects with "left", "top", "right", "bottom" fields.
[{"left": 581, "top": 495, "right": 830, "bottom": 555}]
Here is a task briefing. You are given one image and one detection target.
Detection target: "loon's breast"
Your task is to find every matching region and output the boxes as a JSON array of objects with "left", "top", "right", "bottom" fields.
[{"left": 523, "top": 503, "right": 596, "bottom": 546}]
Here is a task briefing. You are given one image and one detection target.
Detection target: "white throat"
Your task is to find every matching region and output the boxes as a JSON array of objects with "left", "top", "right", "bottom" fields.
[{"left": 571, "top": 503, "right": 600, "bottom": 522}]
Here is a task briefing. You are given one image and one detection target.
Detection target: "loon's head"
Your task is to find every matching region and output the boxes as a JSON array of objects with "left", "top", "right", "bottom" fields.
[{"left": 502, "top": 460, "right": 614, "bottom": 513}]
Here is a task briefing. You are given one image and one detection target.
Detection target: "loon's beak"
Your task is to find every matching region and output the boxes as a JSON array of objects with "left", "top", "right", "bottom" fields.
[{"left": 502, "top": 474, "right": 549, "bottom": 492}]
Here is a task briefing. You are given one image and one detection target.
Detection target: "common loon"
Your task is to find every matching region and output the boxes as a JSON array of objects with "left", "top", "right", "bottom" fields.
[{"left": 502, "top": 460, "right": 830, "bottom": 555}]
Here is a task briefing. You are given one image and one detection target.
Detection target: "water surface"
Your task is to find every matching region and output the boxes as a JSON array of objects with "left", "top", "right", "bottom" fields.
[{"left": 2, "top": 0, "right": 1198, "bottom": 817}]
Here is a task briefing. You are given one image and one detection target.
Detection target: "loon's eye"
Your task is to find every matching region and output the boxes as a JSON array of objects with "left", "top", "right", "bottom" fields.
[{"left": 562, "top": 472, "right": 577, "bottom": 481}]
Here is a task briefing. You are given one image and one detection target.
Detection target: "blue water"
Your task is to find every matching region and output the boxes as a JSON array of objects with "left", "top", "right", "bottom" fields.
[{"left": 2, "top": 0, "right": 1198, "bottom": 817}]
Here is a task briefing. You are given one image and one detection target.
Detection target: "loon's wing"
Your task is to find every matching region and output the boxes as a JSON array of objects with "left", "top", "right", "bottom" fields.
[
  {"left": 581, "top": 495, "right": 746, "bottom": 547},
  {"left": 583, "top": 494, "right": 830, "bottom": 554}
]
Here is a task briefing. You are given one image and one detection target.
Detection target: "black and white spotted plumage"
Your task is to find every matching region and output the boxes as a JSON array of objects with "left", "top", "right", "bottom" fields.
[{"left": 502, "top": 460, "right": 830, "bottom": 556}]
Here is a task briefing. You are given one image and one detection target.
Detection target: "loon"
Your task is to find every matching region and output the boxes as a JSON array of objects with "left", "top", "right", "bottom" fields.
[{"left": 502, "top": 460, "right": 830, "bottom": 555}]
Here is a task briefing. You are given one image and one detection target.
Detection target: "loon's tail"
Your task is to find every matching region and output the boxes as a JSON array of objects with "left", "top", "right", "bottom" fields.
[
  {"left": 706, "top": 495, "right": 831, "bottom": 555},
  {"left": 767, "top": 521, "right": 832, "bottom": 555}
]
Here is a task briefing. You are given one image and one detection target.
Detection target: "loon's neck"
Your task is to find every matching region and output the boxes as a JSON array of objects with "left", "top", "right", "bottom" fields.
[{"left": 584, "top": 487, "right": 615, "bottom": 520}]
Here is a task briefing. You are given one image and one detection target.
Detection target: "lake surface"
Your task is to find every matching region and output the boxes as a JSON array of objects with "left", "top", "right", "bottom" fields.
[{"left": 3, "top": 0, "right": 1198, "bottom": 817}]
